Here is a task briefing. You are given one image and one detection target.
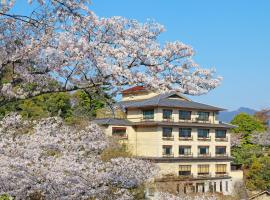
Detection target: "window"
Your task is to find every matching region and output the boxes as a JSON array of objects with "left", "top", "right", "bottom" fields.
[
  {"left": 179, "top": 146, "right": 191, "bottom": 155},
  {"left": 225, "top": 181, "right": 228, "bottom": 192},
  {"left": 214, "top": 182, "right": 217, "bottom": 192},
  {"left": 179, "top": 128, "right": 192, "bottom": 138},
  {"left": 216, "top": 164, "right": 227, "bottom": 174},
  {"left": 198, "top": 129, "right": 209, "bottom": 138},
  {"left": 112, "top": 127, "right": 127, "bottom": 138},
  {"left": 162, "top": 127, "right": 173, "bottom": 138},
  {"left": 197, "top": 111, "right": 209, "bottom": 121},
  {"left": 216, "top": 146, "right": 226, "bottom": 155},
  {"left": 215, "top": 130, "right": 226, "bottom": 138},
  {"left": 179, "top": 165, "right": 191, "bottom": 176},
  {"left": 198, "top": 165, "right": 209, "bottom": 175},
  {"left": 163, "top": 109, "right": 172, "bottom": 119},
  {"left": 198, "top": 146, "right": 209, "bottom": 155},
  {"left": 162, "top": 145, "right": 172, "bottom": 156},
  {"left": 220, "top": 182, "right": 223, "bottom": 192},
  {"left": 179, "top": 110, "right": 191, "bottom": 120},
  {"left": 142, "top": 109, "right": 154, "bottom": 119}
]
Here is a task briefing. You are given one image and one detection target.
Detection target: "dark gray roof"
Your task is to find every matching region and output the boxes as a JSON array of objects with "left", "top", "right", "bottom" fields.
[
  {"left": 118, "top": 92, "right": 225, "bottom": 111},
  {"left": 93, "top": 118, "right": 236, "bottom": 129},
  {"left": 92, "top": 118, "right": 132, "bottom": 126}
]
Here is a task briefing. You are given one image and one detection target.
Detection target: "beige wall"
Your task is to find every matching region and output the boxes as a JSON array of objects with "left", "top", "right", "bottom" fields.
[{"left": 122, "top": 91, "right": 159, "bottom": 101}]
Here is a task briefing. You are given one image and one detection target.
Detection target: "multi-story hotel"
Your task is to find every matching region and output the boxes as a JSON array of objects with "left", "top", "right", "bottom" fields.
[{"left": 94, "top": 86, "right": 236, "bottom": 196}]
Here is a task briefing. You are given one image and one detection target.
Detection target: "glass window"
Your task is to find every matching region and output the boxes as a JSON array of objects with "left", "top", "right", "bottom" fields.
[
  {"left": 198, "top": 129, "right": 209, "bottom": 138},
  {"left": 179, "top": 128, "right": 192, "bottom": 137},
  {"left": 198, "top": 146, "right": 209, "bottom": 155},
  {"left": 179, "top": 146, "right": 191, "bottom": 155},
  {"left": 216, "top": 164, "right": 227, "bottom": 174},
  {"left": 179, "top": 110, "right": 191, "bottom": 120},
  {"left": 226, "top": 181, "right": 228, "bottom": 192},
  {"left": 163, "top": 145, "right": 172, "bottom": 155},
  {"left": 143, "top": 109, "right": 154, "bottom": 119},
  {"left": 215, "top": 130, "right": 226, "bottom": 138},
  {"left": 216, "top": 146, "right": 226, "bottom": 155},
  {"left": 179, "top": 165, "right": 191, "bottom": 176},
  {"left": 198, "top": 165, "right": 209, "bottom": 174},
  {"left": 162, "top": 127, "right": 172, "bottom": 137},
  {"left": 112, "top": 127, "right": 127, "bottom": 137},
  {"left": 220, "top": 182, "right": 223, "bottom": 192},
  {"left": 197, "top": 111, "right": 209, "bottom": 121},
  {"left": 163, "top": 109, "right": 172, "bottom": 119}
]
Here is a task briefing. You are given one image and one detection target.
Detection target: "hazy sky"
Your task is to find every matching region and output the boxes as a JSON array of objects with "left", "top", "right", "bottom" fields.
[{"left": 12, "top": 0, "right": 270, "bottom": 110}]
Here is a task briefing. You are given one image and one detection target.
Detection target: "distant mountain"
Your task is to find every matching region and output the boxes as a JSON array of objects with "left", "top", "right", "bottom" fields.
[{"left": 219, "top": 107, "right": 257, "bottom": 123}]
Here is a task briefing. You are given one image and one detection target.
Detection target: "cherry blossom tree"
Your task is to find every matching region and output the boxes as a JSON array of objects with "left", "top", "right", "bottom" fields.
[
  {"left": 0, "top": 113, "right": 158, "bottom": 199},
  {"left": 0, "top": 0, "right": 222, "bottom": 108},
  {"left": 251, "top": 130, "right": 270, "bottom": 147}
]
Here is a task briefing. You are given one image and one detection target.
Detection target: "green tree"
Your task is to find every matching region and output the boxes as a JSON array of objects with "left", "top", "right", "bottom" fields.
[{"left": 231, "top": 113, "right": 266, "bottom": 143}]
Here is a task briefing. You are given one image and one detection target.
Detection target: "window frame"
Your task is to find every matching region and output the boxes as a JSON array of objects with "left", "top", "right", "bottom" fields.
[
  {"left": 197, "top": 111, "right": 210, "bottom": 121},
  {"left": 179, "top": 110, "right": 192, "bottom": 120},
  {"left": 142, "top": 109, "right": 154, "bottom": 120},
  {"left": 163, "top": 109, "right": 173, "bottom": 120}
]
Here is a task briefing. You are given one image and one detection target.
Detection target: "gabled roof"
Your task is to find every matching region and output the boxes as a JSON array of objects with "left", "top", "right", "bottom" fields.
[
  {"left": 249, "top": 190, "right": 270, "bottom": 199},
  {"left": 92, "top": 118, "right": 132, "bottom": 126},
  {"left": 118, "top": 92, "right": 225, "bottom": 111},
  {"left": 121, "top": 86, "right": 146, "bottom": 94}
]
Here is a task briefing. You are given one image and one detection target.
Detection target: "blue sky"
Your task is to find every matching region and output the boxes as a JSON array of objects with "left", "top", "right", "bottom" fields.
[{"left": 12, "top": 0, "right": 270, "bottom": 110}]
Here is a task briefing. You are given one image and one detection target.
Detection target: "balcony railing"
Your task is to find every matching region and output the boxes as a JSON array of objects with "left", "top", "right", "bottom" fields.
[
  {"left": 197, "top": 136, "right": 211, "bottom": 141},
  {"left": 162, "top": 117, "right": 174, "bottom": 122},
  {"left": 198, "top": 153, "right": 211, "bottom": 158},
  {"left": 179, "top": 136, "right": 193, "bottom": 141},
  {"left": 215, "top": 153, "right": 228, "bottom": 157},
  {"left": 215, "top": 172, "right": 229, "bottom": 177},
  {"left": 197, "top": 173, "right": 211, "bottom": 178},
  {"left": 162, "top": 153, "right": 174, "bottom": 158},
  {"left": 195, "top": 117, "right": 210, "bottom": 123},
  {"left": 112, "top": 135, "right": 128, "bottom": 140},
  {"left": 178, "top": 173, "right": 194, "bottom": 179},
  {"left": 162, "top": 136, "right": 174, "bottom": 141},
  {"left": 178, "top": 153, "right": 193, "bottom": 158},
  {"left": 215, "top": 136, "right": 228, "bottom": 142},
  {"left": 141, "top": 117, "right": 155, "bottom": 122}
]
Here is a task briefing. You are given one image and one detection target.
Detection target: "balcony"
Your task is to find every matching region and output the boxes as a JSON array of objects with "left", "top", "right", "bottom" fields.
[
  {"left": 162, "top": 117, "right": 174, "bottom": 122},
  {"left": 195, "top": 117, "right": 210, "bottom": 123},
  {"left": 141, "top": 117, "right": 155, "bottom": 122},
  {"left": 215, "top": 172, "right": 229, "bottom": 177},
  {"left": 162, "top": 136, "right": 174, "bottom": 141},
  {"left": 198, "top": 153, "right": 211, "bottom": 158},
  {"left": 215, "top": 136, "right": 228, "bottom": 142},
  {"left": 178, "top": 173, "right": 194, "bottom": 179},
  {"left": 197, "top": 173, "right": 211, "bottom": 178},
  {"left": 197, "top": 136, "right": 211, "bottom": 141},
  {"left": 215, "top": 153, "right": 228, "bottom": 158},
  {"left": 178, "top": 153, "right": 193, "bottom": 158},
  {"left": 179, "top": 135, "right": 193, "bottom": 141},
  {"left": 162, "top": 153, "right": 174, "bottom": 158}
]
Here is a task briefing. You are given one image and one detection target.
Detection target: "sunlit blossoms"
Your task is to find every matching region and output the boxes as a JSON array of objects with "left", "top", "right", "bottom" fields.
[
  {"left": 251, "top": 130, "right": 270, "bottom": 146},
  {"left": 0, "top": 0, "right": 221, "bottom": 107},
  {"left": 0, "top": 113, "right": 157, "bottom": 199}
]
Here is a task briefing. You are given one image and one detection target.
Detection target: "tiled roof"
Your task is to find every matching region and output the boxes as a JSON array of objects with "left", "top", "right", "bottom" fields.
[
  {"left": 92, "top": 118, "right": 132, "bottom": 126},
  {"left": 118, "top": 92, "right": 225, "bottom": 111},
  {"left": 121, "top": 86, "right": 145, "bottom": 94}
]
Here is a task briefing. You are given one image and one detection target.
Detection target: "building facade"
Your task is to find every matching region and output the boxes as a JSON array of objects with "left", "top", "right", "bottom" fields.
[{"left": 94, "top": 86, "right": 236, "bottom": 196}]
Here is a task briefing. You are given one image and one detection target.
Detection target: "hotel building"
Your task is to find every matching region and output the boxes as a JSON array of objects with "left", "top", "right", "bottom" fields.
[{"left": 94, "top": 86, "right": 236, "bottom": 196}]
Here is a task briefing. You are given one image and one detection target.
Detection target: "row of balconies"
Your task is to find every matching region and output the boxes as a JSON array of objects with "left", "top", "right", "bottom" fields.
[
  {"left": 141, "top": 117, "right": 216, "bottom": 124},
  {"left": 162, "top": 136, "right": 228, "bottom": 142},
  {"left": 162, "top": 152, "right": 229, "bottom": 158}
]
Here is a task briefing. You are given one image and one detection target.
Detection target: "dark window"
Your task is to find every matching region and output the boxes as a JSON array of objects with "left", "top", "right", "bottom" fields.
[
  {"left": 197, "top": 112, "right": 209, "bottom": 121},
  {"left": 198, "top": 146, "right": 209, "bottom": 155},
  {"left": 214, "top": 182, "right": 217, "bottom": 192},
  {"left": 220, "top": 182, "right": 223, "bottom": 192},
  {"left": 143, "top": 109, "right": 154, "bottom": 119},
  {"left": 162, "top": 127, "right": 172, "bottom": 137},
  {"left": 163, "top": 109, "right": 172, "bottom": 119},
  {"left": 226, "top": 181, "right": 228, "bottom": 192},
  {"left": 216, "top": 146, "right": 226, "bottom": 155},
  {"left": 215, "top": 130, "right": 226, "bottom": 138},
  {"left": 179, "top": 146, "right": 191, "bottom": 155},
  {"left": 179, "top": 165, "right": 191, "bottom": 176},
  {"left": 163, "top": 145, "right": 172, "bottom": 155},
  {"left": 198, "top": 129, "right": 209, "bottom": 138},
  {"left": 112, "top": 127, "right": 127, "bottom": 138},
  {"left": 179, "top": 110, "right": 191, "bottom": 120},
  {"left": 179, "top": 128, "right": 192, "bottom": 137}
]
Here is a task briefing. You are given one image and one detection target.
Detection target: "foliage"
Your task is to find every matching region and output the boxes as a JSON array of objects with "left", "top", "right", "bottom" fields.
[
  {"left": 231, "top": 113, "right": 266, "bottom": 144},
  {"left": 246, "top": 156, "right": 270, "bottom": 190},
  {"left": 0, "top": 194, "right": 12, "bottom": 200},
  {"left": 0, "top": 0, "right": 222, "bottom": 108},
  {"left": 0, "top": 113, "right": 158, "bottom": 199}
]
